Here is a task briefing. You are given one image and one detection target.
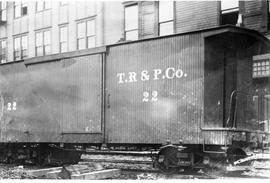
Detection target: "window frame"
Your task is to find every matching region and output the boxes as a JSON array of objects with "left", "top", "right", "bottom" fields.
[
  {"left": 221, "top": 0, "right": 239, "bottom": 14},
  {"left": 252, "top": 59, "right": 270, "bottom": 78},
  {"left": 59, "top": 25, "right": 68, "bottom": 53},
  {"left": 124, "top": 3, "right": 139, "bottom": 41},
  {"left": 14, "top": 2, "right": 28, "bottom": 18},
  {"left": 13, "top": 34, "right": 28, "bottom": 61},
  {"left": 36, "top": 1, "right": 51, "bottom": 12},
  {"left": 60, "top": 1, "right": 68, "bottom": 6},
  {"left": 0, "top": 39, "right": 7, "bottom": 63},
  {"left": 76, "top": 19, "right": 96, "bottom": 50},
  {"left": 35, "top": 29, "right": 51, "bottom": 56},
  {"left": 0, "top": 1, "right": 7, "bottom": 21},
  {"left": 158, "top": 1, "right": 175, "bottom": 36},
  {"left": 220, "top": 0, "right": 239, "bottom": 26}
]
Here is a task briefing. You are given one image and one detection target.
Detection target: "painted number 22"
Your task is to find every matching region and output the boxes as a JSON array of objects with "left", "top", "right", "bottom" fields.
[
  {"left": 143, "top": 91, "right": 158, "bottom": 102},
  {"left": 7, "top": 102, "right": 17, "bottom": 111}
]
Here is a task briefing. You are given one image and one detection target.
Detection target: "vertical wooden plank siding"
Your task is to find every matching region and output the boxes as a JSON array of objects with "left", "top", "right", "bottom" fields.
[
  {"left": 61, "top": 55, "right": 102, "bottom": 133},
  {"left": 0, "top": 53, "right": 103, "bottom": 143},
  {"left": 106, "top": 33, "right": 204, "bottom": 144},
  {"left": 242, "top": 0, "right": 268, "bottom": 32},
  {"left": 175, "top": 1, "right": 220, "bottom": 33},
  {"left": 139, "top": 1, "right": 157, "bottom": 39}
]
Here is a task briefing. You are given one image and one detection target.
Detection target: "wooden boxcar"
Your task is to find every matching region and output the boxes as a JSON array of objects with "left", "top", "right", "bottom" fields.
[
  {"left": 0, "top": 25, "right": 269, "bottom": 166},
  {"left": 105, "top": 25, "right": 270, "bottom": 146}
]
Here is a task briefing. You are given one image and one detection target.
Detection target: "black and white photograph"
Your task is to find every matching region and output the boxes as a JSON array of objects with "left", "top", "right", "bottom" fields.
[{"left": 0, "top": 0, "right": 269, "bottom": 180}]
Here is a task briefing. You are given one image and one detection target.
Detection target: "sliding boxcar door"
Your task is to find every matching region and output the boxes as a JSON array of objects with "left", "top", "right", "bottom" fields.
[{"left": 61, "top": 54, "right": 103, "bottom": 142}]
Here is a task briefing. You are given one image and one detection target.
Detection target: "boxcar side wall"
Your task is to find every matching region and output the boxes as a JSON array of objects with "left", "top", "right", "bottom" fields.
[
  {"left": 105, "top": 33, "right": 205, "bottom": 145},
  {"left": 0, "top": 54, "right": 104, "bottom": 144}
]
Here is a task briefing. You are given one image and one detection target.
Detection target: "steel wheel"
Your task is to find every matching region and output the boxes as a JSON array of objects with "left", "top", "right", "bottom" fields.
[{"left": 155, "top": 145, "right": 179, "bottom": 174}]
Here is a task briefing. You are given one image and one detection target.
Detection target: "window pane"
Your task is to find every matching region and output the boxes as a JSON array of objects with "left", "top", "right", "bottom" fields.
[
  {"left": 0, "top": 40, "right": 6, "bottom": 63},
  {"left": 78, "top": 38, "right": 85, "bottom": 50},
  {"left": 0, "top": 56, "right": 6, "bottom": 63},
  {"left": 87, "top": 20, "right": 95, "bottom": 36},
  {"left": 44, "top": 45, "right": 51, "bottom": 55},
  {"left": 60, "top": 42, "right": 67, "bottom": 53},
  {"left": 60, "top": 1, "right": 68, "bottom": 6},
  {"left": 77, "top": 22, "right": 85, "bottom": 39},
  {"left": 14, "top": 37, "right": 20, "bottom": 50},
  {"left": 36, "top": 46, "right": 43, "bottom": 56},
  {"left": 159, "top": 21, "right": 174, "bottom": 36},
  {"left": 159, "top": 1, "right": 174, "bottom": 23},
  {"left": 221, "top": 0, "right": 238, "bottom": 10},
  {"left": 22, "top": 49, "right": 28, "bottom": 58},
  {"left": 1, "top": 40, "right": 6, "bottom": 49},
  {"left": 45, "top": 1, "right": 51, "bottom": 9},
  {"left": 60, "top": 26, "right": 67, "bottom": 42},
  {"left": 87, "top": 36, "right": 95, "bottom": 48},
  {"left": 2, "top": 9, "right": 7, "bottom": 21},
  {"left": 36, "top": 1, "right": 43, "bottom": 11},
  {"left": 125, "top": 5, "right": 138, "bottom": 31},
  {"left": 125, "top": 30, "right": 138, "bottom": 41},
  {"left": 1, "top": 1, "right": 7, "bottom": 9},
  {"left": 44, "top": 30, "right": 51, "bottom": 45},
  {"left": 36, "top": 32, "right": 43, "bottom": 46},
  {"left": 22, "top": 3, "right": 27, "bottom": 15},
  {"left": 21, "top": 35, "right": 28, "bottom": 50},
  {"left": 14, "top": 4, "right": 21, "bottom": 18},
  {"left": 14, "top": 50, "right": 20, "bottom": 60}
]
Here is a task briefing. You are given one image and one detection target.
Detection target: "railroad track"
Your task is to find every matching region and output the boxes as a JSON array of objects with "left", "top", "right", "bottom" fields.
[
  {"left": 18, "top": 152, "right": 270, "bottom": 179},
  {"left": 80, "top": 153, "right": 157, "bottom": 172},
  {"left": 79, "top": 154, "right": 214, "bottom": 179}
]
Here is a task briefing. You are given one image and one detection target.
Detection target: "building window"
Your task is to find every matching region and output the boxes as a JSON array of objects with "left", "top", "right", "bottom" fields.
[
  {"left": 36, "top": 30, "right": 51, "bottom": 56},
  {"left": 36, "top": 1, "right": 51, "bottom": 12},
  {"left": 14, "top": 35, "right": 28, "bottom": 61},
  {"left": 0, "top": 1, "right": 7, "bottom": 21},
  {"left": 124, "top": 4, "right": 138, "bottom": 41},
  {"left": 158, "top": 1, "right": 174, "bottom": 36},
  {"left": 220, "top": 0, "right": 239, "bottom": 25},
  {"left": 0, "top": 40, "right": 7, "bottom": 63},
  {"left": 77, "top": 19, "right": 96, "bottom": 50},
  {"left": 253, "top": 59, "right": 270, "bottom": 78},
  {"left": 14, "top": 2, "right": 27, "bottom": 18},
  {"left": 60, "top": 1, "right": 68, "bottom": 6},
  {"left": 60, "top": 26, "right": 68, "bottom": 53}
]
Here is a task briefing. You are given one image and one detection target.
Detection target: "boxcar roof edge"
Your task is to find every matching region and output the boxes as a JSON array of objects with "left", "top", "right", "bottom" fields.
[{"left": 2, "top": 25, "right": 269, "bottom": 67}]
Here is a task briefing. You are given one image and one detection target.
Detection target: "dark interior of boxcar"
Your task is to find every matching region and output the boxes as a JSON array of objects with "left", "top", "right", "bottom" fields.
[{"left": 204, "top": 31, "right": 270, "bottom": 130}]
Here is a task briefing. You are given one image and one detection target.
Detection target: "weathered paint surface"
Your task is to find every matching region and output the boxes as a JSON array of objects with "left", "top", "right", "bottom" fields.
[
  {"left": 0, "top": 54, "right": 103, "bottom": 143},
  {"left": 105, "top": 27, "right": 270, "bottom": 145},
  {"left": 105, "top": 33, "right": 204, "bottom": 144},
  {"left": 242, "top": 0, "right": 268, "bottom": 33},
  {"left": 175, "top": 1, "right": 220, "bottom": 33},
  {"left": 0, "top": 26, "right": 269, "bottom": 146}
]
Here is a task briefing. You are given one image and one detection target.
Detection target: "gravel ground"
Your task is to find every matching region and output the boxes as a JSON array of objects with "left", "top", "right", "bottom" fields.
[
  {"left": 0, "top": 164, "right": 37, "bottom": 179},
  {"left": 1, "top": 159, "right": 270, "bottom": 179}
]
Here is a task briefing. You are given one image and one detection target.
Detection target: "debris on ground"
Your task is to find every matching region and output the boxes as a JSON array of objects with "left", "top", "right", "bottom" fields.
[
  {"left": 136, "top": 173, "right": 156, "bottom": 180},
  {"left": 0, "top": 165, "right": 36, "bottom": 179}
]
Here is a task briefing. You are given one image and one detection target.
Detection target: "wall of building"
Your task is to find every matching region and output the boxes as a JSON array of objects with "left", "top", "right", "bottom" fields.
[
  {"left": 104, "top": 1, "right": 124, "bottom": 45},
  {"left": 1, "top": 1, "right": 270, "bottom": 63},
  {"left": 0, "top": 1, "right": 104, "bottom": 62},
  {"left": 175, "top": 1, "right": 220, "bottom": 33}
]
